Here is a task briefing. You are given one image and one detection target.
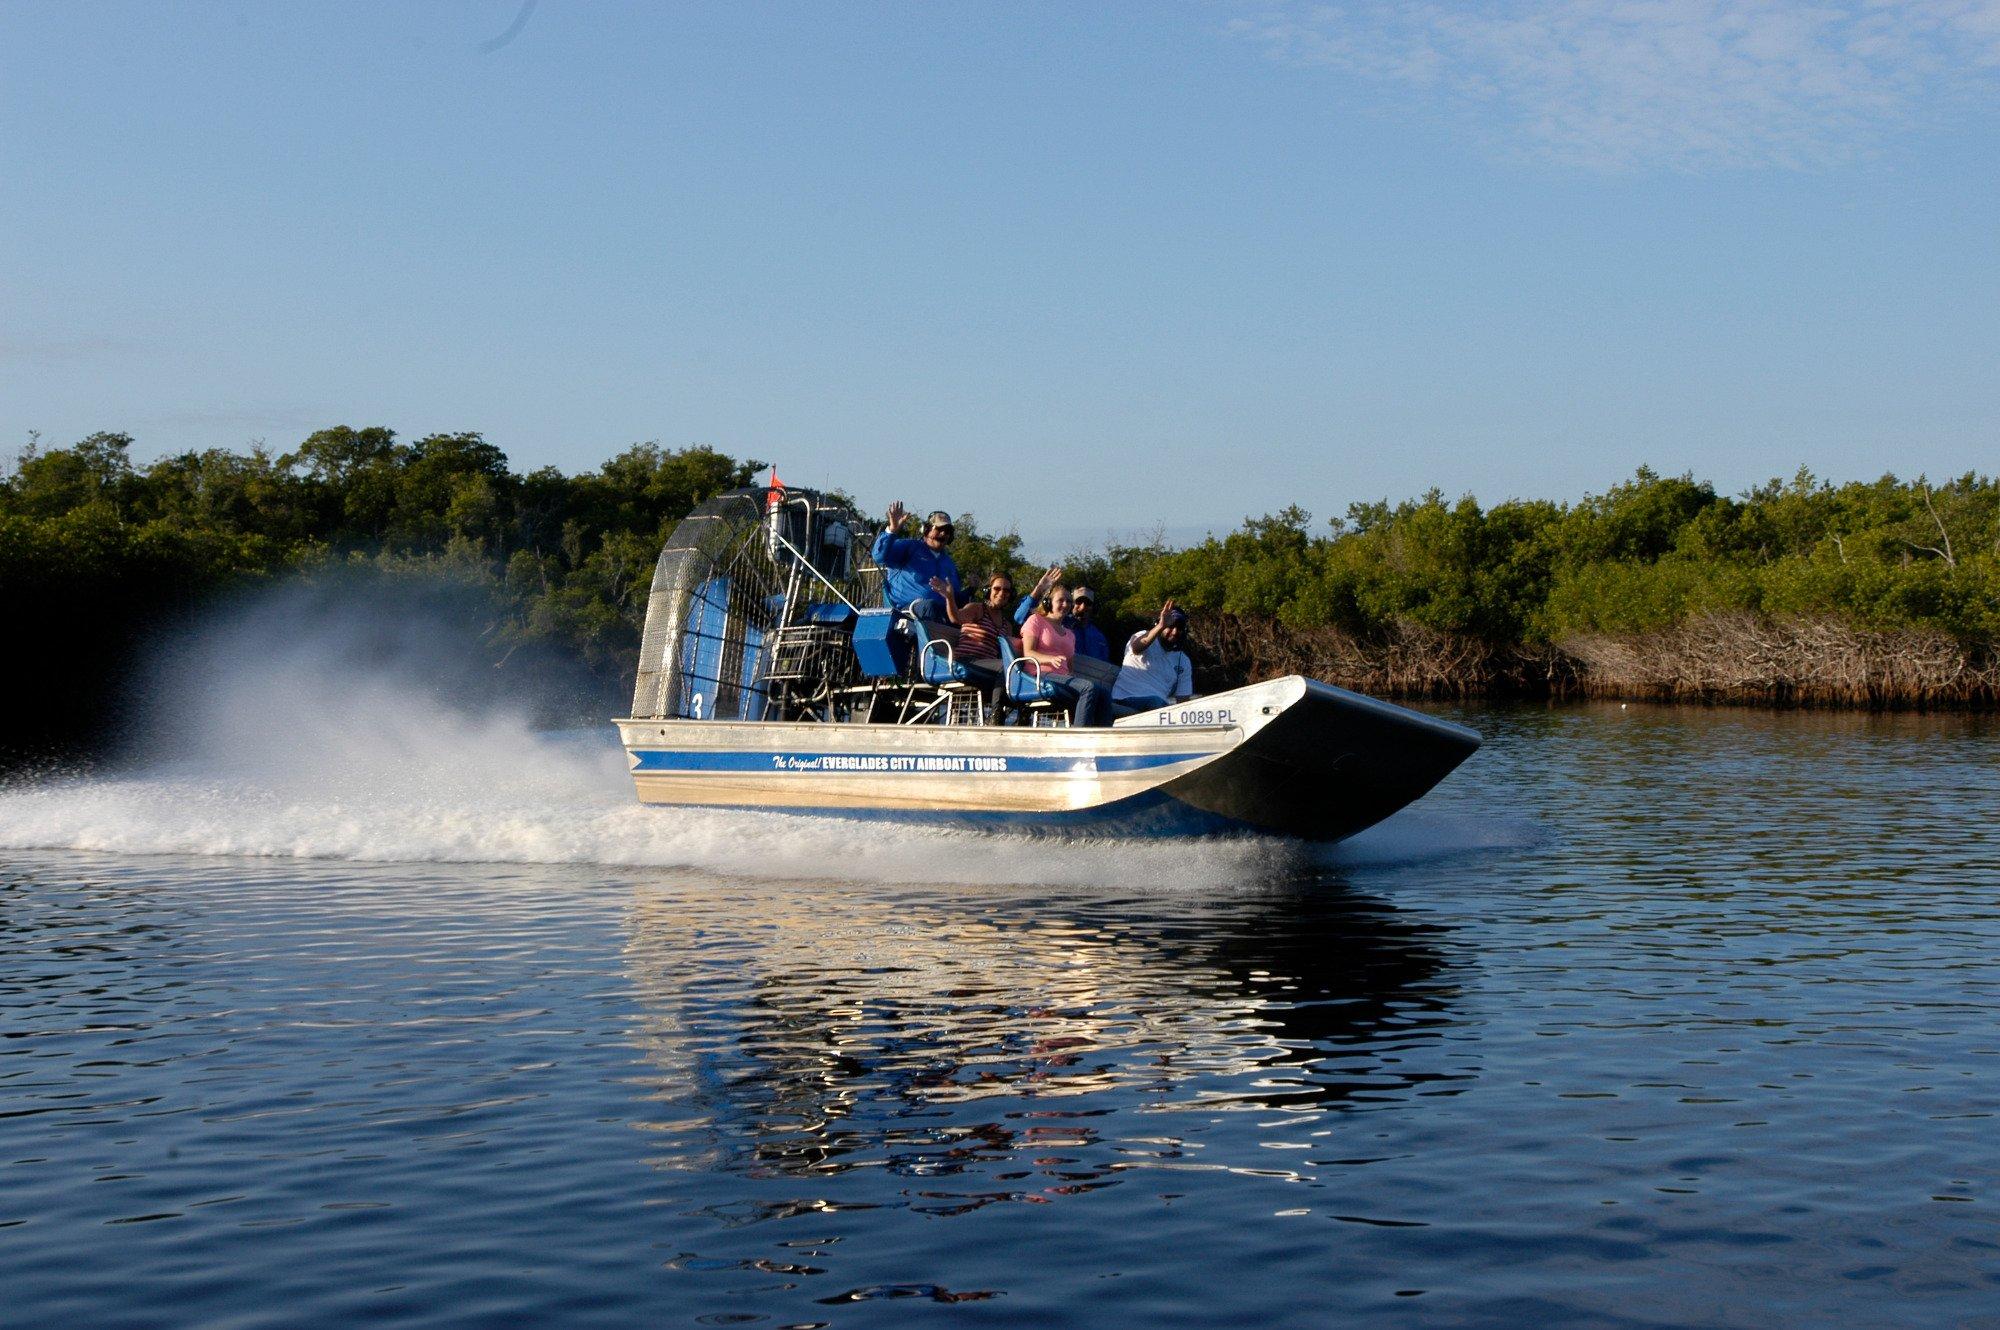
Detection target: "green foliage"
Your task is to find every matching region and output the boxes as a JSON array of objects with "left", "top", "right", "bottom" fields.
[
  {"left": 2, "top": 424, "right": 1994, "bottom": 758},
  {"left": 1088, "top": 466, "right": 1999, "bottom": 650},
  {"left": 0, "top": 429, "right": 763, "bottom": 753},
  {"left": 1541, "top": 558, "right": 1760, "bottom": 637},
  {"left": 922, "top": 466, "right": 1998, "bottom": 657}
]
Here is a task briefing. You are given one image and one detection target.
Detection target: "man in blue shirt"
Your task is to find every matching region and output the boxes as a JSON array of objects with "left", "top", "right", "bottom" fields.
[
  {"left": 1012, "top": 565, "right": 1111, "bottom": 662},
  {"left": 871, "top": 501, "right": 963, "bottom": 620},
  {"left": 1067, "top": 585, "right": 1114, "bottom": 663}
]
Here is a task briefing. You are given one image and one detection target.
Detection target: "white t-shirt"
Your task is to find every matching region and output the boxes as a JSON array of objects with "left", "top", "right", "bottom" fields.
[{"left": 1114, "top": 631, "right": 1194, "bottom": 703}]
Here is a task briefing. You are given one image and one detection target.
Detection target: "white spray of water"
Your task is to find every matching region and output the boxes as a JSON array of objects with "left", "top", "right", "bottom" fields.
[{"left": 0, "top": 584, "right": 1518, "bottom": 885}]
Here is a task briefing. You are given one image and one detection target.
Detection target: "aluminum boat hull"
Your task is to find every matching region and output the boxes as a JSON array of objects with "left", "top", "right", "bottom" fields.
[{"left": 617, "top": 675, "right": 1479, "bottom": 842}]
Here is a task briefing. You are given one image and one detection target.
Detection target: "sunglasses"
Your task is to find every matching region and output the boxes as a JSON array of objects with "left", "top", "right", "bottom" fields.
[
  {"left": 928, "top": 528, "right": 955, "bottom": 541},
  {"left": 988, "top": 584, "right": 1013, "bottom": 596}
]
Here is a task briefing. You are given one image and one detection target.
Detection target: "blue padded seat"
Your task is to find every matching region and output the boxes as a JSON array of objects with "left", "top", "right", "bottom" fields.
[
  {"left": 998, "top": 635, "right": 1060, "bottom": 704},
  {"left": 910, "top": 617, "right": 974, "bottom": 686},
  {"left": 851, "top": 608, "right": 905, "bottom": 679},
  {"left": 804, "top": 601, "right": 857, "bottom": 627}
]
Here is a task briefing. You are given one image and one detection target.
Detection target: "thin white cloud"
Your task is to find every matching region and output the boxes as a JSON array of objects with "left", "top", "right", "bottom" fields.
[{"left": 1229, "top": 0, "right": 2000, "bottom": 169}]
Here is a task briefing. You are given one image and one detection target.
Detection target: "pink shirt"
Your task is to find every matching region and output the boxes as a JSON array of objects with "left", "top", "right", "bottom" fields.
[{"left": 1022, "top": 612, "right": 1076, "bottom": 671}]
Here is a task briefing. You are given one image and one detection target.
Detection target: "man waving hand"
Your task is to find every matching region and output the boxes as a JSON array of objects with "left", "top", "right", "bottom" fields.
[
  {"left": 1113, "top": 600, "right": 1195, "bottom": 715},
  {"left": 870, "top": 501, "right": 963, "bottom": 620}
]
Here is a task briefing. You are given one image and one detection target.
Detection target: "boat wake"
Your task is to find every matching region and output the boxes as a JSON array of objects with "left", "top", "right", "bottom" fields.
[
  {"left": 0, "top": 747, "right": 1319, "bottom": 890},
  {"left": 0, "top": 587, "right": 1527, "bottom": 885}
]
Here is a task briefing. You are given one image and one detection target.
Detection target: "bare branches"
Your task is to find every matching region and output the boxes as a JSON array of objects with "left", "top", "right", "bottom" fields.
[
  {"left": 1559, "top": 612, "right": 1990, "bottom": 706},
  {"left": 1198, "top": 610, "right": 1996, "bottom": 709},
  {"left": 1910, "top": 482, "right": 1958, "bottom": 567}
]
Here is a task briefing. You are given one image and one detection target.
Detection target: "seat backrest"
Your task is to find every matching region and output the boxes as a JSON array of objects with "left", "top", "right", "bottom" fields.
[
  {"left": 998, "top": 634, "right": 1056, "bottom": 702},
  {"left": 910, "top": 616, "right": 959, "bottom": 650},
  {"left": 910, "top": 616, "right": 966, "bottom": 684}
]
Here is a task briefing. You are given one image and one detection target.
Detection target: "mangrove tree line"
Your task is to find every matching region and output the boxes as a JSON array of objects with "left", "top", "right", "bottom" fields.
[{"left": 3, "top": 427, "right": 1995, "bottom": 755}]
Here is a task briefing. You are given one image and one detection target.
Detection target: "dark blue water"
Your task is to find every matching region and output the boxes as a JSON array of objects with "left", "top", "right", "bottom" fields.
[{"left": 4, "top": 703, "right": 1998, "bottom": 1327}]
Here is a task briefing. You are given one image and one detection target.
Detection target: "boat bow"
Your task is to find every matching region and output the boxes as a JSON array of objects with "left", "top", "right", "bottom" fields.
[{"left": 1117, "top": 677, "right": 1481, "bottom": 841}]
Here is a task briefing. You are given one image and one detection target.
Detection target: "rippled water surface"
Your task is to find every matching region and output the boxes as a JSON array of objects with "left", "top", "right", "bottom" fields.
[{"left": 4, "top": 704, "right": 1999, "bottom": 1327}]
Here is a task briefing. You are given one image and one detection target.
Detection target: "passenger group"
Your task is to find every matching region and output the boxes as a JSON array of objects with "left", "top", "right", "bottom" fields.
[{"left": 871, "top": 501, "right": 1195, "bottom": 727}]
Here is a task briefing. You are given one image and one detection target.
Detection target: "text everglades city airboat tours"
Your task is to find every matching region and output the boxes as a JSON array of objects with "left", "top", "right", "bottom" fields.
[{"left": 616, "top": 483, "right": 1480, "bottom": 841}]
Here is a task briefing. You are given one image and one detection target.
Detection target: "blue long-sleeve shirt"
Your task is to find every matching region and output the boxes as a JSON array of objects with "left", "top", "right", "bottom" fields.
[
  {"left": 1012, "top": 595, "right": 1112, "bottom": 662},
  {"left": 871, "top": 529, "right": 962, "bottom": 612}
]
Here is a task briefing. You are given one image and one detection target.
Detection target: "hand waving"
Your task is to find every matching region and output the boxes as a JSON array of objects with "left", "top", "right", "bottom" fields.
[{"left": 885, "top": 500, "right": 907, "bottom": 532}]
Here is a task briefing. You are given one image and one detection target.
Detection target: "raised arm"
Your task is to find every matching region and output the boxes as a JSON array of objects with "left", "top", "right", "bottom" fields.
[
  {"left": 1131, "top": 599, "right": 1177, "bottom": 652},
  {"left": 870, "top": 500, "right": 912, "bottom": 566},
  {"left": 1014, "top": 564, "right": 1062, "bottom": 627},
  {"left": 927, "top": 576, "right": 964, "bottom": 624}
]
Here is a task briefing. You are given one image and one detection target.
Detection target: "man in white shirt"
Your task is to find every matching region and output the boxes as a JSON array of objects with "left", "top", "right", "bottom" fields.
[{"left": 1113, "top": 600, "right": 1195, "bottom": 716}]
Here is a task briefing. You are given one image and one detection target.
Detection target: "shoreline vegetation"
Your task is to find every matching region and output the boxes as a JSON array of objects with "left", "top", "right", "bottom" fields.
[{"left": 3, "top": 428, "right": 1995, "bottom": 755}]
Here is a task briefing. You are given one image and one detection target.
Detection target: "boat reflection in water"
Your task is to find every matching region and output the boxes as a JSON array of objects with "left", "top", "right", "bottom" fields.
[{"left": 617, "top": 874, "right": 1463, "bottom": 1219}]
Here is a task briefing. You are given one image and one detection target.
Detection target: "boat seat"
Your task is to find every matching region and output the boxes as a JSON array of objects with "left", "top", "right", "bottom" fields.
[
  {"left": 851, "top": 608, "right": 907, "bottom": 679},
  {"left": 911, "top": 618, "right": 969, "bottom": 683},
  {"left": 998, "top": 635, "right": 1067, "bottom": 727},
  {"left": 910, "top": 617, "right": 992, "bottom": 724}
]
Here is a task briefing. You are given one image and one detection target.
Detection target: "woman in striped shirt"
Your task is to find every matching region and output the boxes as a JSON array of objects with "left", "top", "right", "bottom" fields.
[
  {"left": 929, "top": 573, "right": 1012, "bottom": 722},
  {"left": 929, "top": 573, "right": 1009, "bottom": 660}
]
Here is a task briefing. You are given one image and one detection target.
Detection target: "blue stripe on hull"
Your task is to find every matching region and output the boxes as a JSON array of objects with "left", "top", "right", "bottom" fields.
[{"left": 628, "top": 748, "right": 1216, "bottom": 774}]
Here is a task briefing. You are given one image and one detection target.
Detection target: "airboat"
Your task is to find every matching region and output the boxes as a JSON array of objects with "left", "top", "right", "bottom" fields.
[{"left": 616, "top": 484, "right": 1480, "bottom": 841}]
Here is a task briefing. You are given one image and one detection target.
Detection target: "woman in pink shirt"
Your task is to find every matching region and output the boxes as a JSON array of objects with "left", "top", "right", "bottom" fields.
[{"left": 1021, "top": 586, "right": 1110, "bottom": 726}]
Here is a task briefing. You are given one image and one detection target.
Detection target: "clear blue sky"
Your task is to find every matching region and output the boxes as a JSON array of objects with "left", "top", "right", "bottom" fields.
[{"left": 4, "top": 2, "right": 1996, "bottom": 553}]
